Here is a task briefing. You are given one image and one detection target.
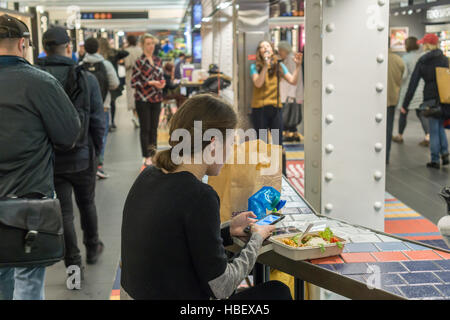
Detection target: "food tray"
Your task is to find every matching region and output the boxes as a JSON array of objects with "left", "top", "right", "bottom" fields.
[{"left": 269, "top": 232, "right": 346, "bottom": 261}]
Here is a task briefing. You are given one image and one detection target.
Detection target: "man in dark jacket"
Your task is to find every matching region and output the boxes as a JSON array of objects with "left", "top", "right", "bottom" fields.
[
  {"left": 402, "top": 34, "right": 450, "bottom": 169},
  {"left": 0, "top": 15, "right": 80, "bottom": 300},
  {"left": 36, "top": 27, "right": 106, "bottom": 282}
]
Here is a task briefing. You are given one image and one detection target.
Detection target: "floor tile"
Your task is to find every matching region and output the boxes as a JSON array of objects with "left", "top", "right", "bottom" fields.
[
  {"left": 343, "top": 242, "right": 379, "bottom": 253},
  {"left": 310, "top": 256, "right": 344, "bottom": 264},
  {"left": 398, "top": 285, "right": 443, "bottom": 299},
  {"left": 435, "top": 284, "right": 450, "bottom": 297},
  {"left": 366, "top": 262, "right": 408, "bottom": 273},
  {"left": 341, "top": 252, "right": 377, "bottom": 263},
  {"left": 402, "top": 261, "right": 443, "bottom": 272},
  {"left": 373, "top": 273, "right": 407, "bottom": 286},
  {"left": 404, "top": 242, "right": 433, "bottom": 251},
  {"left": 282, "top": 207, "right": 302, "bottom": 214},
  {"left": 400, "top": 272, "right": 442, "bottom": 285},
  {"left": 434, "top": 259, "right": 450, "bottom": 271},
  {"left": 434, "top": 271, "right": 450, "bottom": 283},
  {"left": 315, "top": 264, "right": 335, "bottom": 271},
  {"left": 333, "top": 263, "right": 370, "bottom": 275},
  {"left": 372, "top": 251, "right": 409, "bottom": 262},
  {"left": 434, "top": 250, "right": 450, "bottom": 260},
  {"left": 404, "top": 250, "right": 442, "bottom": 261},
  {"left": 350, "top": 234, "right": 383, "bottom": 243},
  {"left": 381, "top": 285, "right": 404, "bottom": 297},
  {"left": 377, "top": 234, "right": 403, "bottom": 242},
  {"left": 374, "top": 242, "right": 410, "bottom": 252}
]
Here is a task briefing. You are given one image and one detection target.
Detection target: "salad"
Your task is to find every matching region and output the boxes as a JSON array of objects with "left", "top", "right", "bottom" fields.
[{"left": 280, "top": 227, "right": 343, "bottom": 253}]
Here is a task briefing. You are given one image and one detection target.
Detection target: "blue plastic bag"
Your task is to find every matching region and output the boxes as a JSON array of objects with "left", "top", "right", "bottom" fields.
[{"left": 248, "top": 187, "right": 286, "bottom": 220}]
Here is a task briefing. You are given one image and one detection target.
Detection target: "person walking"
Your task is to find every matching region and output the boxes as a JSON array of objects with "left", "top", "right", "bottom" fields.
[
  {"left": 99, "top": 38, "right": 129, "bottom": 131},
  {"left": 80, "top": 37, "right": 120, "bottom": 179},
  {"left": 250, "top": 40, "right": 302, "bottom": 145},
  {"left": 124, "top": 35, "right": 143, "bottom": 128},
  {"left": 402, "top": 34, "right": 450, "bottom": 169},
  {"left": 121, "top": 94, "right": 292, "bottom": 300},
  {"left": 392, "top": 37, "right": 429, "bottom": 146},
  {"left": 0, "top": 15, "right": 80, "bottom": 300},
  {"left": 278, "top": 41, "right": 304, "bottom": 142},
  {"left": 131, "top": 33, "right": 166, "bottom": 167},
  {"left": 386, "top": 42, "right": 405, "bottom": 164},
  {"left": 36, "top": 27, "right": 107, "bottom": 283}
]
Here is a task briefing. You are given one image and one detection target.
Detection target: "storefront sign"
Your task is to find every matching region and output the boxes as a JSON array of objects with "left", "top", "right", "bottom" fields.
[
  {"left": 427, "top": 5, "right": 450, "bottom": 23},
  {"left": 390, "top": 27, "right": 409, "bottom": 52}
]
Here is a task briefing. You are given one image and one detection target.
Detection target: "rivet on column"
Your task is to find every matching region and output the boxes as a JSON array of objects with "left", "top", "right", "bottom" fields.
[
  {"left": 325, "top": 114, "right": 334, "bottom": 124},
  {"left": 325, "top": 203, "right": 333, "bottom": 213},
  {"left": 326, "top": 84, "right": 335, "bottom": 94},
  {"left": 377, "top": 23, "right": 385, "bottom": 32},
  {"left": 374, "top": 202, "right": 383, "bottom": 211},
  {"left": 325, "top": 23, "right": 335, "bottom": 33},
  {"left": 325, "top": 144, "right": 334, "bottom": 153},
  {"left": 326, "top": 55, "right": 335, "bottom": 64},
  {"left": 375, "top": 113, "right": 383, "bottom": 123},
  {"left": 325, "top": 172, "right": 334, "bottom": 182},
  {"left": 378, "top": 0, "right": 386, "bottom": 6},
  {"left": 374, "top": 171, "right": 383, "bottom": 181},
  {"left": 326, "top": 0, "right": 336, "bottom": 7},
  {"left": 376, "top": 83, "right": 384, "bottom": 92},
  {"left": 374, "top": 142, "right": 383, "bottom": 152},
  {"left": 376, "top": 54, "right": 384, "bottom": 63}
]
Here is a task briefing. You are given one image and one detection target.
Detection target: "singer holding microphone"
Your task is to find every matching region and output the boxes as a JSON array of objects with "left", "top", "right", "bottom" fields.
[{"left": 250, "top": 40, "right": 303, "bottom": 145}]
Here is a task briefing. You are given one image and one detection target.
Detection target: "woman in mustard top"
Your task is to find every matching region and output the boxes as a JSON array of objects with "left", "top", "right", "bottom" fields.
[{"left": 251, "top": 40, "right": 302, "bottom": 145}]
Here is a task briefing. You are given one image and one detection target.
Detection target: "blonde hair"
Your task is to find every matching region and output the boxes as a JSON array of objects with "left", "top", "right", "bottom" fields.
[
  {"left": 423, "top": 43, "right": 438, "bottom": 52},
  {"left": 98, "top": 38, "right": 114, "bottom": 60},
  {"left": 140, "top": 33, "right": 158, "bottom": 46}
]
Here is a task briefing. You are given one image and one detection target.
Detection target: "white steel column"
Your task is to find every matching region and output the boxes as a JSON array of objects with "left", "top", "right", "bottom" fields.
[{"left": 305, "top": 0, "right": 389, "bottom": 231}]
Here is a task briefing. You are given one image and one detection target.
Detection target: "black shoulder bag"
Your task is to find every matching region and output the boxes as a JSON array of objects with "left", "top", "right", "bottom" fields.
[{"left": 0, "top": 196, "right": 64, "bottom": 268}]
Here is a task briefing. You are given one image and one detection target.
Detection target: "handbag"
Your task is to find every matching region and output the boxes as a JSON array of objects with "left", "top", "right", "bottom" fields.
[
  {"left": 0, "top": 196, "right": 65, "bottom": 268},
  {"left": 419, "top": 99, "right": 442, "bottom": 119},
  {"left": 282, "top": 97, "right": 302, "bottom": 128},
  {"left": 436, "top": 67, "right": 450, "bottom": 104}
]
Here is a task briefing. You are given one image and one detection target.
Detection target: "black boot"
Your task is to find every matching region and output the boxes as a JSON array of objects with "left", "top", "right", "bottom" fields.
[
  {"left": 86, "top": 241, "right": 104, "bottom": 265},
  {"left": 427, "top": 162, "right": 440, "bottom": 169},
  {"left": 439, "top": 187, "right": 450, "bottom": 215},
  {"left": 442, "top": 154, "right": 449, "bottom": 166}
]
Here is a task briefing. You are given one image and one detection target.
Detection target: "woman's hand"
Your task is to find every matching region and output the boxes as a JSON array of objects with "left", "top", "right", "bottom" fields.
[
  {"left": 293, "top": 52, "right": 303, "bottom": 66},
  {"left": 251, "top": 224, "right": 276, "bottom": 240},
  {"left": 401, "top": 107, "right": 407, "bottom": 114},
  {"left": 230, "top": 211, "right": 257, "bottom": 237}
]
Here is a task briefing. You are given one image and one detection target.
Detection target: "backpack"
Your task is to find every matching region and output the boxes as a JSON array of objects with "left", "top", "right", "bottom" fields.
[
  {"left": 38, "top": 63, "right": 91, "bottom": 150},
  {"left": 81, "top": 62, "right": 109, "bottom": 101}
]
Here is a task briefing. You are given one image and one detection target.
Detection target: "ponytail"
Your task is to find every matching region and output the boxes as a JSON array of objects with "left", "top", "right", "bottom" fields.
[{"left": 154, "top": 148, "right": 179, "bottom": 172}]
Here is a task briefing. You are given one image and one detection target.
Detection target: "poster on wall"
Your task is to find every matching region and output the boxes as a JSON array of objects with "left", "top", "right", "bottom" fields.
[{"left": 390, "top": 27, "right": 409, "bottom": 52}]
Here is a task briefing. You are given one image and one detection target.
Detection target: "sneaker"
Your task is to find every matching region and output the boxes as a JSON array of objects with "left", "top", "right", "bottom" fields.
[
  {"left": 96, "top": 166, "right": 110, "bottom": 179},
  {"left": 426, "top": 162, "right": 440, "bottom": 169},
  {"left": 108, "top": 126, "right": 116, "bottom": 133},
  {"left": 392, "top": 135, "right": 404, "bottom": 143},
  {"left": 443, "top": 154, "right": 449, "bottom": 166},
  {"left": 86, "top": 241, "right": 104, "bottom": 265},
  {"left": 419, "top": 140, "right": 430, "bottom": 147}
]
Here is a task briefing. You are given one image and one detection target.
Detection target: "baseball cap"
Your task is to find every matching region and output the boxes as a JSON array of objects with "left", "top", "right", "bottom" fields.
[
  {"left": 42, "top": 26, "right": 71, "bottom": 47},
  {"left": 0, "top": 14, "right": 30, "bottom": 39},
  {"left": 417, "top": 33, "right": 439, "bottom": 45}
]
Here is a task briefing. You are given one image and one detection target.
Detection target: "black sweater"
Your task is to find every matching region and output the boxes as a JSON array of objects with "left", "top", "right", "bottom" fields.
[
  {"left": 403, "top": 49, "right": 449, "bottom": 110},
  {"left": 121, "top": 166, "right": 234, "bottom": 300}
]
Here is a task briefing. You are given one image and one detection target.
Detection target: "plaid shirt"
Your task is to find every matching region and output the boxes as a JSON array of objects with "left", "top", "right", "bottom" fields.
[{"left": 131, "top": 55, "right": 163, "bottom": 103}]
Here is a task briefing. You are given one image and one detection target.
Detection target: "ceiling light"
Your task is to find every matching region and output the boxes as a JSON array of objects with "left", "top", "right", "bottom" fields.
[
  {"left": 401, "top": 11, "right": 406, "bottom": 15},
  {"left": 416, "top": 8, "right": 422, "bottom": 13},
  {"left": 194, "top": 24, "right": 201, "bottom": 29},
  {"left": 202, "top": 17, "right": 212, "bottom": 23},
  {"left": 101, "top": 28, "right": 106, "bottom": 32},
  {"left": 394, "top": 11, "right": 399, "bottom": 16},
  {"left": 408, "top": 9, "right": 413, "bottom": 15},
  {"left": 217, "top": 1, "right": 232, "bottom": 10},
  {"left": 117, "top": 31, "right": 125, "bottom": 37}
]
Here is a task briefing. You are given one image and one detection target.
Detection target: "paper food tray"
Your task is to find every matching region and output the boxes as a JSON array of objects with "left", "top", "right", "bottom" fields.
[{"left": 269, "top": 232, "right": 346, "bottom": 261}]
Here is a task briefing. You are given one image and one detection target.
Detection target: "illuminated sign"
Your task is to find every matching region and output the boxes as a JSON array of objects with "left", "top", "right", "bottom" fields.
[{"left": 81, "top": 12, "right": 149, "bottom": 20}]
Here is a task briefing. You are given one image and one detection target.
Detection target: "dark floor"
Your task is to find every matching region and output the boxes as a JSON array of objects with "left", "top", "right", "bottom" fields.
[
  {"left": 386, "top": 109, "right": 450, "bottom": 225},
  {"left": 43, "top": 100, "right": 450, "bottom": 299},
  {"left": 45, "top": 94, "right": 142, "bottom": 299}
]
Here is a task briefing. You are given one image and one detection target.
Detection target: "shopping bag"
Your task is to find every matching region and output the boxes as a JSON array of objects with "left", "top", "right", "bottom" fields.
[
  {"left": 282, "top": 99, "right": 302, "bottom": 129},
  {"left": 208, "top": 139, "right": 282, "bottom": 223},
  {"left": 436, "top": 67, "right": 450, "bottom": 104}
]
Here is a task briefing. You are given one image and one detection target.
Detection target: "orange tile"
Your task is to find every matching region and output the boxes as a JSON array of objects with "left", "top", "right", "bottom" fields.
[
  {"left": 372, "top": 251, "right": 410, "bottom": 262},
  {"left": 310, "top": 256, "right": 344, "bottom": 264},
  {"left": 385, "top": 220, "right": 439, "bottom": 234},
  {"left": 407, "top": 235, "right": 444, "bottom": 241},
  {"left": 434, "top": 250, "right": 450, "bottom": 260},
  {"left": 403, "top": 250, "right": 442, "bottom": 261},
  {"left": 341, "top": 252, "right": 376, "bottom": 263}
]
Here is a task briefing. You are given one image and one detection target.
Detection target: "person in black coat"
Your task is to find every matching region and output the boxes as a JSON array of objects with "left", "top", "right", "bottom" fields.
[
  {"left": 402, "top": 34, "right": 450, "bottom": 169},
  {"left": 162, "top": 62, "right": 186, "bottom": 108}
]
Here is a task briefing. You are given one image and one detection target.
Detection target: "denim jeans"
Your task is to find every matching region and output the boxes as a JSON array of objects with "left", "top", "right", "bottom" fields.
[
  {"left": 429, "top": 117, "right": 449, "bottom": 163},
  {"left": 0, "top": 267, "right": 45, "bottom": 300},
  {"left": 386, "top": 106, "right": 396, "bottom": 163}
]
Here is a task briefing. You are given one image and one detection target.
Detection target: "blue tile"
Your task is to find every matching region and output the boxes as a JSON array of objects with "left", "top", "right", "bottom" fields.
[
  {"left": 436, "top": 284, "right": 450, "bottom": 297},
  {"left": 400, "top": 272, "right": 442, "bottom": 285},
  {"left": 343, "top": 242, "right": 379, "bottom": 253},
  {"left": 399, "top": 285, "right": 443, "bottom": 299},
  {"left": 434, "top": 260, "right": 450, "bottom": 271},
  {"left": 345, "top": 274, "right": 365, "bottom": 282},
  {"left": 402, "top": 261, "right": 442, "bottom": 272},
  {"left": 435, "top": 271, "right": 450, "bottom": 283},
  {"left": 404, "top": 242, "right": 432, "bottom": 251},
  {"left": 422, "top": 240, "right": 450, "bottom": 251},
  {"left": 380, "top": 274, "right": 406, "bottom": 286},
  {"left": 375, "top": 242, "right": 410, "bottom": 252},
  {"left": 317, "top": 264, "right": 335, "bottom": 271},
  {"left": 382, "top": 285, "right": 404, "bottom": 297},
  {"left": 333, "top": 263, "right": 369, "bottom": 275},
  {"left": 366, "top": 262, "right": 407, "bottom": 273}
]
